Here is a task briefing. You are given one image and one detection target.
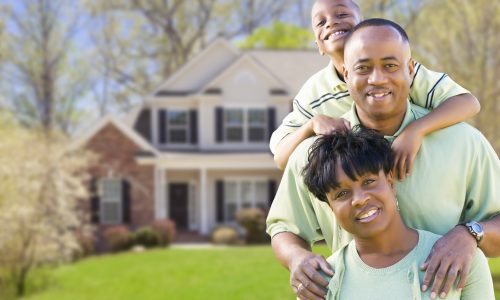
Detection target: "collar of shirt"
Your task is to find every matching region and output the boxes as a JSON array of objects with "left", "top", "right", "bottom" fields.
[
  {"left": 326, "top": 61, "right": 349, "bottom": 94},
  {"left": 342, "top": 100, "right": 418, "bottom": 142}
]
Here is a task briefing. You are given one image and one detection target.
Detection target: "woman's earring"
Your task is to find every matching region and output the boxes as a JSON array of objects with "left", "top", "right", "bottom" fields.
[{"left": 396, "top": 198, "right": 400, "bottom": 211}]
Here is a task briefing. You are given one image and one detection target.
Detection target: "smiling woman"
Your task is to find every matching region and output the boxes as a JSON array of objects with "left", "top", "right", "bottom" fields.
[{"left": 301, "top": 127, "right": 495, "bottom": 300}]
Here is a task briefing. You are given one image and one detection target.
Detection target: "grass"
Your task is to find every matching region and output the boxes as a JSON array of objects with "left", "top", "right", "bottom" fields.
[{"left": 18, "top": 245, "right": 500, "bottom": 300}]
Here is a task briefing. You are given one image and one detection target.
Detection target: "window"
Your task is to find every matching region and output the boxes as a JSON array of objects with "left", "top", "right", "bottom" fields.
[
  {"left": 223, "top": 109, "right": 267, "bottom": 143},
  {"left": 224, "top": 109, "right": 244, "bottom": 142},
  {"left": 168, "top": 110, "right": 189, "bottom": 143},
  {"left": 248, "top": 109, "right": 266, "bottom": 142},
  {"left": 223, "top": 180, "right": 268, "bottom": 222},
  {"left": 99, "top": 179, "right": 122, "bottom": 224}
]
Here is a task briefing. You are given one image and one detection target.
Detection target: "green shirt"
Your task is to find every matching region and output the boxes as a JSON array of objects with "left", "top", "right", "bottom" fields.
[
  {"left": 325, "top": 230, "right": 494, "bottom": 300},
  {"left": 270, "top": 61, "right": 470, "bottom": 154},
  {"left": 266, "top": 102, "right": 500, "bottom": 251}
]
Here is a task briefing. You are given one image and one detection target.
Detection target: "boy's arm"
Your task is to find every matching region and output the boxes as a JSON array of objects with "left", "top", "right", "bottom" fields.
[
  {"left": 274, "top": 116, "right": 350, "bottom": 170},
  {"left": 392, "top": 93, "right": 480, "bottom": 179}
]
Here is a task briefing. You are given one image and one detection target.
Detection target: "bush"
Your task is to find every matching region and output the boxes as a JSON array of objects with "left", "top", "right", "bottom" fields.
[
  {"left": 132, "top": 226, "right": 161, "bottom": 248},
  {"left": 103, "top": 226, "right": 131, "bottom": 252},
  {"left": 211, "top": 226, "right": 240, "bottom": 245},
  {"left": 236, "top": 208, "right": 269, "bottom": 244},
  {"left": 73, "top": 229, "right": 95, "bottom": 259},
  {"left": 151, "top": 219, "right": 176, "bottom": 247}
]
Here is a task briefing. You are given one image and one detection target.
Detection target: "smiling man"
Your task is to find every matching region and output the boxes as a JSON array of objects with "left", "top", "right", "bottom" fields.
[{"left": 267, "top": 18, "right": 500, "bottom": 300}]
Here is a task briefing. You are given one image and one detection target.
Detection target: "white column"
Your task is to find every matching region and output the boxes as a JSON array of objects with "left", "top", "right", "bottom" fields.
[
  {"left": 151, "top": 107, "right": 158, "bottom": 147},
  {"left": 154, "top": 166, "right": 167, "bottom": 219},
  {"left": 199, "top": 168, "right": 209, "bottom": 235}
]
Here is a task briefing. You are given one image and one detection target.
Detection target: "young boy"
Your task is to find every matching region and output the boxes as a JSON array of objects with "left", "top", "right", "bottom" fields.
[
  {"left": 271, "top": 0, "right": 480, "bottom": 179},
  {"left": 301, "top": 128, "right": 494, "bottom": 300}
]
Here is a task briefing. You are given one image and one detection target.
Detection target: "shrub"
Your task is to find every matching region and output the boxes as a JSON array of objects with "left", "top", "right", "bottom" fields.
[
  {"left": 211, "top": 226, "right": 240, "bottom": 245},
  {"left": 236, "top": 208, "right": 269, "bottom": 244},
  {"left": 132, "top": 226, "right": 161, "bottom": 248},
  {"left": 103, "top": 226, "right": 131, "bottom": 252},
  {"left": 151, "top": 219, "right": 176, "bottom": 247},
  {"left": 73, "top": 229, "right": 95, "bottom": 259}
]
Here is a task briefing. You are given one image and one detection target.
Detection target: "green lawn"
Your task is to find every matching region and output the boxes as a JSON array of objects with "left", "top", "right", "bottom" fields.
[{"left": 19, "top": 245, "right": 500, "bottom": 300}]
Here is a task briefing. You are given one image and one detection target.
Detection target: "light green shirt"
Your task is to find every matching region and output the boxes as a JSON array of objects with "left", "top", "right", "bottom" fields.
[
  {"left": 266, "top": 102, "right": 500, "bottom": 251},
  {"left": 325, "top": 230, "right": 494, "bottom": 300},
  {"left": 270, "top": 61, "right": 470, "bottom": 154}
]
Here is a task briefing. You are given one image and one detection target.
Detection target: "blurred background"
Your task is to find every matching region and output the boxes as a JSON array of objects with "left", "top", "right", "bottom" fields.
[{"left": 0, "top": 0, "right": 498, "bottom": 299}]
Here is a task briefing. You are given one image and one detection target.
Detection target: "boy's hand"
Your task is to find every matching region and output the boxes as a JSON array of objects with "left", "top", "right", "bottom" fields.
[
  {"left": 391, "top": 126, "right": 424, "bottom": 180},
  {"left": 309, "top": 115, "right": 350, "bottom": 136}
]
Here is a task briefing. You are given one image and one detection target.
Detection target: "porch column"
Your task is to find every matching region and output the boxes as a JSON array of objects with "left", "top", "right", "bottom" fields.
[
  {"left": 199, "top": 168, "right": 209, "bottom": 235},
  {"left": 154, "top": 166, "right": 167, "bottom": 219}
]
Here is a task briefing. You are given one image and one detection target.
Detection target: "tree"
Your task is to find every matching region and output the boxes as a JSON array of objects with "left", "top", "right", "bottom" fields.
[
  {"left": 238, "top": 21, "right": 314, "bottom": 49},
  {"left": 1, "top": 0, "right": 91, "bottom": 133},
  {"left": 0, "top": 112, "right": 94, "bottom": 297},
  {"left": 409, "top": 0, "right": 500, "bottom": 152}
]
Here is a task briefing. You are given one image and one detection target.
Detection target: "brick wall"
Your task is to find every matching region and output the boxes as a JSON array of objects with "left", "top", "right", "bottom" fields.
[{"left": 85, "top": 123, "right": 155, "bottom": 230}]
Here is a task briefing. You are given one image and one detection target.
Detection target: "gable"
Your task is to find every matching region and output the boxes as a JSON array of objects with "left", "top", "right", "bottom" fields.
[
  {"left": 204, "top": 55, "right": 289, "bottom": 103},
  {"left": 153, "top": 39, "right": 240, "bottom": 95}
]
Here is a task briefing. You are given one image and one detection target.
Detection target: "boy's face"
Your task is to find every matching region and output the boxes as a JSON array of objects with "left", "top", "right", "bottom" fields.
[
  {"left": 311, "top": 0, "right": 362, "bottom": 57},
  {"left": 326, "top": 167, "right": 397, "bottom": 239}
]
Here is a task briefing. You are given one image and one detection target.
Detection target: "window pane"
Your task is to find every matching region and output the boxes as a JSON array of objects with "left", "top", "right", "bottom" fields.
[
  {"left": 248, "top": 128, "right": 265, "bottom": 142},
  {"left": 255, "top": 182, "right": 268, "bottom": 208},
  {"left": 169, "top": 129, "right": 187, "bottom": 143},
  {"left": 241, "top": 181, "right": 252, "bottom": 207},
  {"left": 102, "top": 202, "right": 120, "bottom": 223},
  {"left": 226, "top": 203, "right": 237, "bottom": 221},
  {"left": 227, "top": 127, "right": 243, "bottom": 141},
  {"left": 101, "top": 179, "right": 121, "bottom": 202},
  {"left": 224, "top": 182, "right": 237, "bottom": 222},
  {"left": 248, "top": 109, "right": 265, "bottom": 124},
  {"left": 225, "top": 110, "right": 243, "bottom": 124},
  {"left": 168, "top": 111, "right": 187, "bottom": 125}
]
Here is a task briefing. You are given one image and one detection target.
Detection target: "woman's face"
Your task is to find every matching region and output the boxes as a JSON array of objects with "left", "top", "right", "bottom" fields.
[{"left": 326, "top": 166, "right": 397, "bottom": 239}]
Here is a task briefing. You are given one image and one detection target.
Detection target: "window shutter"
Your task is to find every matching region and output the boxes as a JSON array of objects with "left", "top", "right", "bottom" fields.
[
  {"left": 159, "top": 109, "right": 167, "bottom": 144},
  {"left": 268, "top": 180, "right": 276, "bottom": 207},
  {"left": 189, "top": 109, "right": 198, "bottom": 144},
  {"left": 215, "top": 107, "right": 224, "bottom": 143},
  {"left": 122, "top": 180, "right": 131, "bottom": 223},
  {"left": 267, "top": 107, "right": 276, "bottom": 140},
  {"left": 90, "top": 178, "right": 100, "bottom": 223},
  {"left": 216, "top": 180, "right": 224, "bottom": 222},
  {"left": 134, "top": 108, "right": 152, "bottom": 142}
]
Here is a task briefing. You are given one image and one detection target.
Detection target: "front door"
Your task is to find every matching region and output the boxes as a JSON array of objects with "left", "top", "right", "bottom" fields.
[{"left": 169, "top": 183, "right": 189, "bottom": 229}]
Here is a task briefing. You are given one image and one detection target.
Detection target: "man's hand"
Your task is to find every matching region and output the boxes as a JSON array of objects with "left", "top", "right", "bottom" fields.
[
  {"left": 289, "top": 252, "right": 333, "bottom": 300},
  {"left": 421, "top": 225, "right": 477, "bottom": 299},
  {"left": 309, "top": 115, "right": 350, "bottom": 136},
  {"left": 391, "top": 126, "right": 424, "bottom": 180}
]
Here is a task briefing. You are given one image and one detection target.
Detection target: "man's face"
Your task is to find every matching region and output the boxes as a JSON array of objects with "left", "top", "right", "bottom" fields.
[
  {"left": 326, "top": 167, "right": 397, "bottom": 239},
  {"left": 311, "top": 0, "right": 362, "bottom": 57},
  {"left": 343, "top": 26, "right": 414, "bottom": 121}
]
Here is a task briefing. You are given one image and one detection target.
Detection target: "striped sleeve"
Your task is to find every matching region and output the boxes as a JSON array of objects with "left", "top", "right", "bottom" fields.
[{"left": 409, "top": 62, "right": 470, "bottom": 110}]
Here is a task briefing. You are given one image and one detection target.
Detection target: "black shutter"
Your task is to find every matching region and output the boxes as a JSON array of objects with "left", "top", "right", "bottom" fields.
[
  {"left": 90, "top": 178, "right": 100, "bottom": 224},
  {"left": 216, "top": 180, "right": 224, "bottom": 222},
  {"left": 267, "top": 107, "right": 276, "bottom": 140},
  {"left": 215, "top": 107, "right": 224, "bottom": 143},
  {"left": 122, "top": 180, "right": 131, "bottom": 223},
  {"left": 159, "top": 109, "right": 167, "bottom": 144},
  {"left": 268, "top": 180, "right": 276, "bottom": 207},
  {"left": 189, "top": 109, "right": 198, "bottom": 144},
  {"left": 133, "top": 108, "right": 152, "bottom": 142}
]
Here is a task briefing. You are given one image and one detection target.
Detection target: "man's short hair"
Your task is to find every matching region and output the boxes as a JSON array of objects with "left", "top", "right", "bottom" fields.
[
  {"left": 302, "top": 126, "right": 394, "bottom": 202},
  {"left": 344, "top": 18, "right": 409, "bottom": 49}
]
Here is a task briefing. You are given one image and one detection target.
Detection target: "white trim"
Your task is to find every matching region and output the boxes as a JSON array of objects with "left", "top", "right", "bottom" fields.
[
  {"left": 199, "top": 168, "right": 209, "bottom": 235},
  {"left": 72, "top": 115, "right": 159, "bottom": 156}
]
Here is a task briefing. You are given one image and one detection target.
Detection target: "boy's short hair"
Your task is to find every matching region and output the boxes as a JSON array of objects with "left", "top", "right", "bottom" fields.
[{"left": 302, "top": 126, "right": 394, "bottom": 202}]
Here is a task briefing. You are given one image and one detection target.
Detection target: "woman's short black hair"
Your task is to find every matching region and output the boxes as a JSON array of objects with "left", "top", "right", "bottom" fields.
[{"left": 302, "top": 126, "right": 394, "bottom": 202}]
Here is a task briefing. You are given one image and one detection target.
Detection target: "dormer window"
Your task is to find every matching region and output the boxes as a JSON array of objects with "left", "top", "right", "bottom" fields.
[
  {"left": 167, "top": 110, "right": 189, "bottom": 143},
  {"left": 220, "top": 108, "right": 267, "bottom": 143}
]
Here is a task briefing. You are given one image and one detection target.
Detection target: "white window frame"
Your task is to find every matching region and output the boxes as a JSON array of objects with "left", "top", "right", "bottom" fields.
[
  {"left": 167, "top": 109, "right": 190, "bottom": 144},
  {"left": 99, "top": 178, "right": 122, "bottom": 224},
  {"left": 223, "top": 108, "right": 267, "bottom": 143},
  {"left": 223, "top": 177, "right": 268, "bottom": 222}
]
